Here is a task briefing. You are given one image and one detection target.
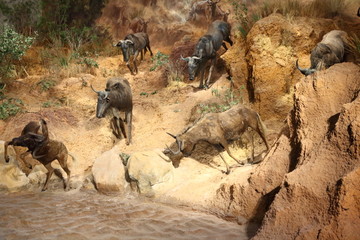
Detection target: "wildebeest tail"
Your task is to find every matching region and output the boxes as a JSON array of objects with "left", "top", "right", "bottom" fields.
[
  {"left": 68, "top": 152, "right": 77, "bottom": 162},
  {"left": 256, "top": 112, "right": 269, "bottom": 150}
]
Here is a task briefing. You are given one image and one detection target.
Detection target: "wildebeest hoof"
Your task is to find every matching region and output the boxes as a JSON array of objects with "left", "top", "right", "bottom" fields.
[
  {"left": 5, "top": 156, "right": 10, "bottom": 163},
  {"left": 222, "top": 169, "right": 230, "bottom": 175}
]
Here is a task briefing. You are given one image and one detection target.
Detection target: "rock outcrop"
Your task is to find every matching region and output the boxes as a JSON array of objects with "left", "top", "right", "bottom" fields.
[{"left": 215, "top": 62, "right": 360, "bottom": 239}]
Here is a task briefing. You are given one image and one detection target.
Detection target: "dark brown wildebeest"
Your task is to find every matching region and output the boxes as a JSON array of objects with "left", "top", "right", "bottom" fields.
[
  {"left": 6, "top": 119, "right": 75, "bottom": 191},
  {"left": 296, "top": 30, "right": 348, "bottom": 76},
  {"left": 114, "top": 32, "right": 153, "bottom": 75},
  {"left": 181, "top": 20, "right": 233, "bottom": 89},
  {"left": 92, "top": 77, "right": 133, "bottom": 145}
]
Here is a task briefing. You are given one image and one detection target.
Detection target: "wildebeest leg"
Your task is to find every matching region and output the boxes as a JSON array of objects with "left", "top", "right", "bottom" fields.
[
  {"left": 119, "top": 118, "right": 127, "bottom": 139},
  {"left": 42, "top": 163, "right": 55, "bottom": 191},
  {"left": 125, "top": 111, "right": 132, "bottom": 145},
  {"left": 220, "top": 139, "right": 244, "bottom": 165},
  {"left": 255, "top": 116, "right": 269, "bottom": 150},
  {"left": 133, "top": 51, "right": 140, "bottom": 74},
  {"left": 224, "top": 36, "right": 233, "bottom": 46},
  {"left": 4, "top": 141, "right": 10, "bottom": 163},
  {"left": 250, "top": 133, "right": 254, "bottom": 163},
  {"left": 205, "top": 58, "right": 216, "bottom": 88},
  {"left": 110, "top": 117, "right": 122, "bottom": 138},
  {"left": 222, "top": 42, "right": 228, "bottom": 50},
  {"left": 198, "top": 68, "right": 206, "bottom": 89},
  {"left": 140, "top": 49, "right": 144, "bottom": 61},
  {"left": 219, "top": 153, "right": 230, "bottom": 174},
  {"left": 58, "top": 154, "right": 71, "bottom": 191},
  {"left": 146, "top": 43, "right": 153, "bottom": 57},
  {"left": 126, "top": 60, "right": 135, "bottom": 75},
  {"left": 112, "top": 108, "right": 126, "bottom": 139}
]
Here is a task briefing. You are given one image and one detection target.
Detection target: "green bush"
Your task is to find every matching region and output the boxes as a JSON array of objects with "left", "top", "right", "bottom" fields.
[
  {"left": 42, "top": 100, "right": 61, "bottom": 108},
  {"left": 78, "top": 57, "right": 99, "bottom": 68},
  {"left": 150, "top": 52, "right": 169, "bottom": 71},
  {"left": 0, "top": 25, "right": 35, "bottom": 83},
  {"left": 0, "top": 98, "right": 23, "bottom": 120},
  {"left": 37, "top": 78, "right": 56, "bottom": 91},
  {"left": 198, "top": 86, "right": 244, "bottom": 115}
]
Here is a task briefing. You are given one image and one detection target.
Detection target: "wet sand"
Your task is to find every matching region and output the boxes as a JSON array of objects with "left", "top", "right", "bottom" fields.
[{"left": 0, "top": 191, "right": 248, "bottom": 240}]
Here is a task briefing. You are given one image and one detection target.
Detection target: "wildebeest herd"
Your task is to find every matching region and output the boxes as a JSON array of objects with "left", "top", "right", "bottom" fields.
[{"left": 3, "top": 0, "right": 352, "bottom": 191}]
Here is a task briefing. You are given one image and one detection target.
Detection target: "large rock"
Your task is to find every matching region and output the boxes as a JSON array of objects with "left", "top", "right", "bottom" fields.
[
  {"left": 214, "top": 63, "right": 360, "bottom": 239},
  {"left": 122, "top": 149, "right": 175, "bottom": 197},
  {"left": 92, "top": 145, "right": 127, "bottom": 194}
]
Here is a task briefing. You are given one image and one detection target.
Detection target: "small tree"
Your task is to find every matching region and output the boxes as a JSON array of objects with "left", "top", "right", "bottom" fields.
[{"left": 0, "top": 25, "right": 35, "bottom": 83}]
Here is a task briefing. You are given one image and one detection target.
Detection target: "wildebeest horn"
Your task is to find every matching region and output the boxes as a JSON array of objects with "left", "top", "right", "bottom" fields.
[
  {"left": 192, "top": 56, "right": 201, "bottom": 60},
  {"left": 166, "top": 132, "right": 177, "bottom": 139},
  {"left": 180, "top": 55, "right": 189, "bottom": 62},
  {"left": 295, "top": 59, "right": 316, "bottom": 76},
  {"left": 166, "top": 144, "right": 180, "bottom": 155},
  {"left": 165, "top": 137, "right": 183, "bottom": 155},
  {"left": 90, "top": 84, "right": 100, "bottom": 94},
  {"left": 125, "top": 39, "right": 133, "bottom": 44},
  {"left": 32, "top": 148, "right": 46, "bottom": 159}
]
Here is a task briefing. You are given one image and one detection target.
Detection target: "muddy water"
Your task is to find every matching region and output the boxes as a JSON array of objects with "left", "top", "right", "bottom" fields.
[{"left": 0, "top": 191, "right": 248, "bottom": 240}]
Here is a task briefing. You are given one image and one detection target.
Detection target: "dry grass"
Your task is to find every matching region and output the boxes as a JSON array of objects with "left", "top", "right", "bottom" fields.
[
  {"left": 232, "top": 0, "right": 352, "bottom": 37},
  {"left": 258, "top": 0, "right": 349, "bottom": 18}
]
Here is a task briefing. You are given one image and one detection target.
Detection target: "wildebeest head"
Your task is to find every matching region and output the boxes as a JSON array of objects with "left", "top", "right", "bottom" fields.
[
  {"left": 181, "top": 55, "right": 202, "bottom": 80},
  {"left": 165, "top": 132, "right": 195, "bottom": 157},
  {"left": 91, "top": 85, "right": 112, "bottom": 118},
  {"left": 296, "top": 42, "right": 342, "bottom": 76},
  {"left": 114, "top": 39, "right": 134, "bottom": 62},
  {"left": 7, "top": 133, "right": 46, "bottom": 160}
]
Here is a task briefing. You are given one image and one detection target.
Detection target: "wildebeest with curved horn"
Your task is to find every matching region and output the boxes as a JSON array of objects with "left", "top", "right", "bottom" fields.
[
  {"left": 114, "top": 32, "right": 153, "bottom": 75},
  {"left": 296, "top": 30, "right": 348, "bottom": 76},
  {"left": 181, "top": 20, "right": 233, "bottom": 89},
  {"left": 91, "top": 77, "right": 133, "bottom": 145},
  {"left": 164, "top": 104, "right": 269, "bottom": 174}
]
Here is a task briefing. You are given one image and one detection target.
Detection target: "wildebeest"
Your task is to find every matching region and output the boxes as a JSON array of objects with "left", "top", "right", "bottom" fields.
[
  {"left": 91, "top": 77, "right": 133, "bottom": 145},
  {"left": 296, "top": 30, "right": 348, "bottom": 76},
  {"left": 164, "top": 104, "right": 269, "bottom": 174},
  {"left": 114, "top": 32, "right": 153, "bottom": 75},
  {"left": 181, "top": 20, "right": 233, "bottom": 89},
  {"left": 6, "top": 119, "right": 75, "bottom": 191},
  {"left": 188, "top": 0, "right": 224, "bottom": 22},
  {"left": 4, "top": 121, "right": 41, "bottom": 168},
  {"left": 129, "top": 17, "right": 149, "bottom": 33},
  {"left": 205, "top": 0, "right": 229, "bottom": 22}
]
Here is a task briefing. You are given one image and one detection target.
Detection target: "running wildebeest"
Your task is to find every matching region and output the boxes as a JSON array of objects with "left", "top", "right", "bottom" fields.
[
  {"left": 164, "top": 104, "right": 269, "bottom": 174},
  {"left": 296, "top": 30, "right": 348, "bottom": 76},
  {"left": 92, "top": 77, "right": 133, "bottom": 145},
  {"left": 114, "top": 33, "right": 153, "bottom": 75},
  {"left": 6, "top": 119, "right": 75, "bottom": 191},
  {"left": 181, "top": 20, "right": 233, "bottom": 89}
]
